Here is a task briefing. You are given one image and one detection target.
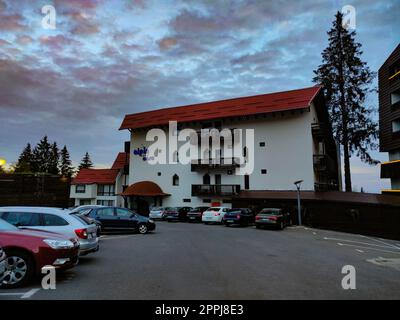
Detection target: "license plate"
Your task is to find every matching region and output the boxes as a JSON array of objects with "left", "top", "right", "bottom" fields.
[
  {"left": 227, "top": 220, "right": 234, "bottom": 223},
  {"left": 189, "top": 217, "right": 195, "bottom": 219},
  {"left": 0, "top": 260, "right": 5, "bottom": 275}
]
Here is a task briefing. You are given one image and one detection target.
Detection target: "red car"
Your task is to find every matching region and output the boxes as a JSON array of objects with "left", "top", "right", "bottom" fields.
[{"left": 0, "top": 218, "right": 80, "bottom": 288}]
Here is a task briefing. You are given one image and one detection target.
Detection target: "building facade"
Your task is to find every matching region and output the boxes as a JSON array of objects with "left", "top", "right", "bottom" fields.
[
  {"left": 379, "top": 44, "right": 400, "bottom": 193},
  {"left": 70, "top": 152, "right": 129, "bottom": 206},
  {"left": 119, "top": 86, "right": 341, "bottom": 214}
]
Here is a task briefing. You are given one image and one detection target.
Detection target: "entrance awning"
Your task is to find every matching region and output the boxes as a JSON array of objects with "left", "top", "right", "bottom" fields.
[{"left": 121, "top": 181, "right": 170, "bottom": 197}]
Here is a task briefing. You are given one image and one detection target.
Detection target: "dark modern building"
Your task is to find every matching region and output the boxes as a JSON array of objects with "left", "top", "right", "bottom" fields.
[{"left": 379, "top": 44, "right": 400, "bottom": 194}]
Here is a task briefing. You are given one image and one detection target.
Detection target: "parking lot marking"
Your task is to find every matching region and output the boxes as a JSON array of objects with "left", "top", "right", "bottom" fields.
[
  {"left": 0, "top": 292, "right": 24, "bottom": 296},
  {"left": 356, "top": 249, "right": 364, "bottom": 253},
  {"left": 101, "top": 234, "right": 137, "bottom": 240},
  {"left": 336, "top": 243, "right": 400, "bottom": 255},
  {"left": 21, "top": 288, "right": 40, "bottom": 299},
  {"left": 324, "top": 237, "right": 399, "bottom": 250},
  {"left": 360, "top": 235, "right": 400, "bottom": 250}
]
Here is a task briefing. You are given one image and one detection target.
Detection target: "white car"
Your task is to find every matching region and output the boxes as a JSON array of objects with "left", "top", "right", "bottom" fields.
[
  {"left": 202, "top": 207, "right": 230, "bottom": 224},
  {"left": 0, "top": 207, "right": 99, "bottom": 256},
  {"left": 149, "top": 207, "right": 166, "bottom": 220}
]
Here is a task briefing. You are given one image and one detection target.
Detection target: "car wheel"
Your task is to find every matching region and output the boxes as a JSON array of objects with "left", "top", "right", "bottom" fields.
[
  {"left": 1, "top": 250, "right": 35, "bottom": 289},
  {"left": 138, "top": 223, "right": 148, "bottom": 234}
]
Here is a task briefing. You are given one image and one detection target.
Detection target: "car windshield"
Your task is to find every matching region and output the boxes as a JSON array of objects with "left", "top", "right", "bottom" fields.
[
  {"left": 0, "top": 218, "right": 19, "bottom": 231},
  {"left": 165, "top": 207, "right": 177, "bottom": 211},
  {"left": 151, "top": 207, "right": 163, "bottom": 211},
  {"left": 260, "top": 209, "right": 281, "bottom": 215},
  {"left": 208, "top": 208, "right": 221, "bottom": 212}
]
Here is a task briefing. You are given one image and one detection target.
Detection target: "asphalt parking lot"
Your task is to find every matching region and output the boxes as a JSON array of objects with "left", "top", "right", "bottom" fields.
[{"left": 1, "top": 221, "right": 400, "bottom": 300}]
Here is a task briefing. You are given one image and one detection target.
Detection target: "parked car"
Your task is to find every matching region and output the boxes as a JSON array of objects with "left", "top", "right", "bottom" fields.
[
  {"left": 187, "top": 206, "right": 210, "bottom": 222},
  {"left": 202, "top": 207, "right": 230, "bottom": 224},
  {"left": 0, "top": 207, "right": 99, "bottom": 256},
  {"left": 149, "top": 207, "right": 167, "bottom": 220},
  {"left": 69, "top": 206, "right": 103, "bottom": 236},
  {"left": 223, "top": 208, "right": 255, "bottom": 227},
  {"left": 255, "top": 208, "right": 291, "bottom": 230},
  {"left": 0, "top": 245, "right": 6, "bottom": 285},
  {"left": 86, "top": 207, "right": 155, "bottom": 234},
  {"left": 165, "top": 207, "right": 193, "bottom": 222},
  {"left": 0, "top": 218, "right": 79, "bottom": 288}
]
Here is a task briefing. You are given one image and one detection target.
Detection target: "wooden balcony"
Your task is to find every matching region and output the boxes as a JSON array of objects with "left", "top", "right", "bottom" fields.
[
  {"left": 313, "top": 154, "right": 335, "bottom": 173},
  {"left": 192, "top": 184, "right": 241, "bottom": 196}
]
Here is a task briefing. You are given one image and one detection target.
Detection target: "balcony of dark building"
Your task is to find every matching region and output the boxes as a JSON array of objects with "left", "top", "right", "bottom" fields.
[
  {"left": 389, "top": 60, "right": 400, "bottom": 83},
  {"left": 311, "top": 122, "right": 330, "bottom": 141},
  {"left": 192, "top": 184, "right": 241, "bottom": 197},
  {"left": 313, "top": 154, "right": 339, "bottom": 192},
  {"left": 381, "top": 159, "right": 400, "bottom": 180}
]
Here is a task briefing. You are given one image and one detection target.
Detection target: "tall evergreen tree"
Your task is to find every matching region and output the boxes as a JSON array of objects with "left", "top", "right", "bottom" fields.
[
  {"left": 78, "top": 152, "right": 93, "bottom": 170},
  {"left": 15, "top": 143, "right": 34, "bottom": 173},
  {"left": 48, "top": 142, "right": 60, "bottom": 175},
  {"left": 313, "top": 12, "right": 378, "bottom": 192},
  {"left": 32, "top": 135, "right": 52, "bottom": 173},
  {"left": 59, "top": 145, "right": 74, "bottom": 177}
]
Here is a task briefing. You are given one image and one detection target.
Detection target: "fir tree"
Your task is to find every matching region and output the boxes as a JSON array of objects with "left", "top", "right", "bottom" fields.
[
  {"left": 78, "top": 152, "right": 93, "bottom": 170},
  {"left": 32, "top": 136, "right": 52, "bottom": 173},
  {"left": 15, "top": 143, "right": 34, "bottom": 173},
  {"left": 48, "top": 142, "right": 60, "bottom": 175},
  {"left": 313, "top": 12, "right": 378, "bottom": 192},
  {"left": 59, "top": 145, "right": 74, "bottom": 177}
]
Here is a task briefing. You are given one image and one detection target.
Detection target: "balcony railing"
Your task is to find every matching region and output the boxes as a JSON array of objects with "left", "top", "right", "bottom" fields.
[
  {"left": 314, "top": 182, "right": 338, "bottom": 192},
  {"left": 191, "top": 158, "right": 241, "bottom": 171},
  {"left": 311, "top": 122, "right": 329, "bottom": 141},
  {"left": 381, "top": 160, "right": 400, "bottom": 179},
  {"left": 313, "top": 154, "right": 335, "bottom": 172},
  {"left": 192, "top": 184, "right": 241, "bottom": 196}
]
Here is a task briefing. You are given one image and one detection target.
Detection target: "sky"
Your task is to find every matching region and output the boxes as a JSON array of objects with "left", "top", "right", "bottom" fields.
[{"left": 0, "top": 0, "right": 399, "bottom": 193}]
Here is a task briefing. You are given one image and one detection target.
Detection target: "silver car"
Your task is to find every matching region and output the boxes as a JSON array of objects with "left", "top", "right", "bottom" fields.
[
  {"left": 149, "top": 207, "right": 166, "bottom": 220},
  {"left": 0, "top": 207, "right": 99, "bottom": 256}
]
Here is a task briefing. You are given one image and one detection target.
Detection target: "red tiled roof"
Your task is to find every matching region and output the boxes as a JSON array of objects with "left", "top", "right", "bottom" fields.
[
  {"left": 119, "top": 86, "right": 321, "bottom": 130},
  {"left": 72, "top": 168, "right": 119, "bottom": 185},
  {"left": 111, "top": 152, "right": 130, "bottom": 170}
]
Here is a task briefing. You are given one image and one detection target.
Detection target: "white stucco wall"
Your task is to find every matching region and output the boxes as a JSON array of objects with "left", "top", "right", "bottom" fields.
[{"left": 128, "top": 107, "right": 317, "bottom": 207}]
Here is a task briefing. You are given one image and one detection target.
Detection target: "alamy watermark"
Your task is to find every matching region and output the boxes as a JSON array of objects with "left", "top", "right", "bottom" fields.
[
  {"left": 342, "top": 5, "right": 356, "bottom": 30},
  {"left": 41, "top": 5, "right": 56, "bottom": 30},
  {"left": 341, "top": 265, "right": 356, "bottom": 290},
  {"left": 137, "top": 121, "right": 255, "bottom": 175}
]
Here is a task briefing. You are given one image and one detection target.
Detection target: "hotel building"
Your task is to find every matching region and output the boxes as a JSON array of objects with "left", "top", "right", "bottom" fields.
[{"left": 119, "top": 86, "right": 341, "bottom": 214}]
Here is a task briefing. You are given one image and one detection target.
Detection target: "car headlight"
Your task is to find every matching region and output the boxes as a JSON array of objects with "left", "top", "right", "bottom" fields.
[
  {"left": 43, "top": 239, "right": 74, "bottom": 249},
  {"left": 148, "top": 219, "right": 154, "bottom": 223}
]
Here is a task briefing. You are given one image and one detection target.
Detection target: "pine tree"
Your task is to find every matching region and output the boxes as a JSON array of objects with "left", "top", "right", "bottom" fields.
[
  {"left": 32, "top": 136, "right": 52, "bottom": 173},
  {"left": 15, "top": 143, "right": 34, "bottom": 173},
  {"left": 313, "top": 12, "right": 378, "bottom": 192},
  {"left": 48, "top": 142, "right": 60, "bottom": 175},
  {"left": 78, "top": 152, "right": 93, "bottom": 170},
  {"left": 59, "top": 145, "right": 74, "bottom": 177}
]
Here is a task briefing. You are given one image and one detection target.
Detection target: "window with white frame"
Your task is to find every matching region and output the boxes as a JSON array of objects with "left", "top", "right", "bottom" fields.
[
  {"left": 97, "top": 184, "right": 115, "bottom": 196},
  {"left": 75, "top": 184, "right": 86, "bottom": 193},
  {"left": 96, "top": 200, "right": 114, "bottom": 206}
]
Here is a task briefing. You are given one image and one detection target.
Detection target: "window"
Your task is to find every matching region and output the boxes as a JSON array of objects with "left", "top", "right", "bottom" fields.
[
  {"left": 157, "top": 172, "right": 161, "bottom": 176},
  {"left": 79, "top": 199, "right": 91, "bottom": 206},
  {"left": 96, "top": 200, "right": 114, "bottom": 206},
  {"left": 392, "top": 119, "right": 400, "bottom": 133},
  {"left": 75, "top": 185, "right": 86, "bottom": 193},
  {"left": 96, "top": 208, "right": 115, "bottom": 217},
  {"left": 261, "top": 169, "right": 267, "bottom": 174},
  {"left": 183, "top": 199, "right": 191, "bottom": 203},
  {"left": 203, "top": 174, "right": 211, "bottom": 185},
  {"left": 222, "top": 199, "right": 232, "bottom": 204},
  {"left": 259, "top": 142, "right": 266, "bottom": 147},
  {"left": 97, "top": 184, "right": 115, "bottom": 196},
  {"left": 42, "top": 214, "right": 69, "bottom": 226},
  {"left": 172, "top": 174, "right": 179, "bottom": 186},
  {"left": 244, "top": 175, "right": 250, "bottom": 190},
  {"left": 2, "top": 212, "right": 41, "bottom": 227},
  {"left": 203, "top": 199, "right": 211, "bottom": 203},
  {"left": 116, "top": 208, "right": 134, "bottom": 218},
  {"left": 391, "top": 89, "right": 400, "bottom": 108}
]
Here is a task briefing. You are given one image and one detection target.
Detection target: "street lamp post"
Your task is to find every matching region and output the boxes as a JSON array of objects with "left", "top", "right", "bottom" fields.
[{"left": 294, "top": 180, "right": 303, "bottom": 226}]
